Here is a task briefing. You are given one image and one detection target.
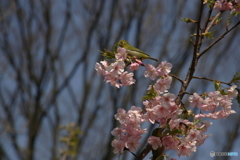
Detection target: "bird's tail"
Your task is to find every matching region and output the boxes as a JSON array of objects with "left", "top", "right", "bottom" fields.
[{"left": 149, "top": 57, "right": 158, "bottom": 61}]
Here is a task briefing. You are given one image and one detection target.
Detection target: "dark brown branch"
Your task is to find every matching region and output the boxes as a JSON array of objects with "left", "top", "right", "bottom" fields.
[
  {"left": 135, "top": 144, "right": 152, "bottom": 160},
  {"left": 175, "top": 0, "right": 205, "bottom": 105}
]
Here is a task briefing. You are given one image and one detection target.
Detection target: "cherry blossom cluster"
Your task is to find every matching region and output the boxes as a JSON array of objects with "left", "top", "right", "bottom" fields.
[
  {"left": 111, "top": 106, "right": 146, "bottom": 154},
  {"left": 189, "top": 85, "right": 238, "bottom": 119},
  {"left": 111, "top": 79, "right": 237, "bottom": 158},
  {"left": 95, "top": 47, "right": 238, "bottom": 158},
  {"left": 95, "top": 48, "right": 136, "bottom": 88},
  {"left": 147, "top": 120, "right": 212, "bottom": 157},
  {"left": 110, "top": 67, "right": 237, "bottom": 158},
  {"left": 214, "top": 0, "right": 240, "bottom": 14}
]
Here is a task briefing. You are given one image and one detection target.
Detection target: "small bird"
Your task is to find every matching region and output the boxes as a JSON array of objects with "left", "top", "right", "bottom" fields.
[{"left": 117, "top": 40, "right": 158, "bottom": 61}]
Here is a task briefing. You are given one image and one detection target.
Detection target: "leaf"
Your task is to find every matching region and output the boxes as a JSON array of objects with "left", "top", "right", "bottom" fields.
[
  {"left": 99, "top": 49, "right": 115, "bottom": 60},
  {"left": 213, "top": 81, "right": 221, "bottom": 91},
  {"left": 201, "top": 32, "right": 214, "bottom": 39},
  {"left": 142, "top": 86, "right": 157, "bottom": 100},
  {"left": 181, "top": 18, "right": 198, "bottom": 23},
  {"left": 230, "top": 72, "right": 240, "bottom": 84},
  {"left": 191, "top": 32, "right": 214, "bottom": 39},
  {"left": 220, "top": 89, "right": 228, "bottom": 95},
  {"left": 206, "top": 0, "right": 215, "bottom": 8}
]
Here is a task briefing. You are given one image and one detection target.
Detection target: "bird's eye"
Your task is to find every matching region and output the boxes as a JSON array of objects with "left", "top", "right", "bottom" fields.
[{"left": 121, "top": 41, "right": 124, "bottom": 44}]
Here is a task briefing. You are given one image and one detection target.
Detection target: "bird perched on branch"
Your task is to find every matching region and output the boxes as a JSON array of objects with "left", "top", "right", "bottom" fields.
[{"left": 117, "top": 40, "right": 158, "bottom": 61}]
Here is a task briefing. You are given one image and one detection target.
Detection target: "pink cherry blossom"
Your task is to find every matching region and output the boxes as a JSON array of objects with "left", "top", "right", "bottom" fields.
[
  {"left": 232, "top": 2, "right": 240, "bottom": 13},
  {"left": 169, "top": 119, "right": 193, "bottom": 131},
  {"left": 144, "top": 108, "right": 158, "bottom": 124},
  {"left": 114, "top": 108, "right": 127, "bottom": 124},
  {"left": 125, "top": 136, "right": 141, "bottom": 152},
  {"left": 227, "top": 85, "right": 238, "bottom": 98},
  {"left": 153, "top": 105, "right": 169, "bottom": 118},
  {"left": 160, "top": 93, "right": 176, "bottom": 107},
  {"left": 111, "top": 139, "right": 125, "bottom": 154},
  {"left": 188, "top": 93, "right": 203, "bottom": 108},
  {"left": 104, "top": 74, "right": 121, "bottom": 88},
  {"left": 120, "top": 72, "right": 136, "bottom": 86},
  {"left": 144, "top": 64, "right": 158, "bottom": 80},
  {"left": 162, "top": 136, "right": 179, "bottom": 150},
  {"left": 100, "top": 60, "right": 108, "bottom": 68},
  {"left": 148, "top": 136, "right": 162, "bottom": 150},
  {"left": 195, "top": 134, "right": 211, "bottom": 146},
  {"left": 196, "top": 121, "right": 212, "bottom": 133},
  {"left": 116, "top": 47, "right": 127, "bottom": 60},
  {"left": 129, "top": 63, "right": 140, "bottom": 71},
  {"left": 95, "top": 62, "right": 106, "bottom": 76},
  {"left": 153, "top": 76, "right": 172, "bottom": 93},
  {"left": 111, "top": 127, "right": 123, "bottom": 137},
  {"left": 106, "top": 61, "right": 125, "bottom": 77},
  {"left": 156, "top": 61, "right": 172, "bottom": 76},
  {"left": 185, "top": 129, "right": 201, "bottom": 141},
  {"left": 214, "top": 0, "right": 233, "bottom": 12},
  {"left": 177, "top": 141, "right": 196, "bottom": 157}
]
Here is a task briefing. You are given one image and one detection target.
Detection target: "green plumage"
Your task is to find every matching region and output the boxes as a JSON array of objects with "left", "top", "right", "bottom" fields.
[{"left": 117, "top": 40, "right": 158, "bottom": 61}]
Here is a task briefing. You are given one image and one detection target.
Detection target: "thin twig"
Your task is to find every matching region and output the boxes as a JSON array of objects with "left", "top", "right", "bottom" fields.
[
  {"left": 204, "top": 12, "right": 222, "bottom": 33},
  {"left": 184, "top": 92, "right": 194, "bottom": 95},
  {"left": 169, "top": 74, "right": 184, "bottom": 84},
  {"left": 193, "top": 76, "right": 231, "bottom": 85},
  {"left": 199, "top": 20, "right": 240, "bottom": 57}
]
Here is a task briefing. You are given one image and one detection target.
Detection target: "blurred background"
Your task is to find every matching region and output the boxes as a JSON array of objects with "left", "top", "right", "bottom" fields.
[{"left": 0, "top": 0, "right": 239, "bottom": 160}]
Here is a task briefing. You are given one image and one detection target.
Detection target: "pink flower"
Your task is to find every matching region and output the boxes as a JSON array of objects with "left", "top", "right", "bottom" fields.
[
  {"left": 160, "top": 93, "right": 176, "bottom": 107},
  {"left": 125, "top": 136, "right": 141, "bottom": 152},
  {"left": 148, "top": 136, "right": 162, "bottom": 150},
  {"left": 135, "top": 59, "right": 143, "bottom": 65},
  {"left": 227, "top": 85, "right": 238, "bottom": 98},
  {"left": 144, "top": 64, "right": 158, "bottom": 80},
  {"left": 185, "top": 129, "right": 201, "bottom": 141},
  {"left": 106, "top": 61, "right": 125, "bottom": 77},
  {"left": 231, "top": 3, "right": 240, "bottom": 15},
  {"left": 214, "top": 0, "right": 233, "bottom": 12},
  {"left": 114, "top": 108, "right": 127, "bottom": 124},
  {"left": 196, "top": 121, "right": 212, "bottom": 133},
  {"left": 127, "top": 106, "right": 144, "bottom": 124},
  {"left": 156, "top": 61, "right": 172, "bottom": 76},
  {"left": 153, "top": 76, "right": 172, "bottom": 93},
  {"left": 116, "top": 47, "right": 127, "bottom": 60},
  {"left": 195, "top": 134, "right": 211, "bottom": 146},
  {"left": 162, "top": 136, "right": 179, "bottom": 150},
  {"left": 153, "top": 105, "right": 169, "bottom": 118},
  {"left": 111, "top": 139, "right": 125, "bottom": 154},
  {"left": 129, "top": 63, "right": 140, "bottom": 71},
  {"left": 111, "top": 127, "right": 123, "bottom": 137},
  {"left": 117, "top": 47, "right": 127, "bottom": 54},
  {"left": 144, "top": 108, "right": 158, "bottom": 124},
  {"left": 177, "top": 141, "right": 196, "bottom": 157},
  {"left": 100, "top": 60, "right": 108, "bottom": 68},
  {"left": 120, "top": 72, "right": 136, "bottom": 86},
  {"left": 95, "top": 61, "right": 107, "bottom": 76},
  {"left": 104, "top": 74, "right": 121, "bottom": 88},
  {"left": 169, "top": 119, "right": 192, "bottom": 131},
  {"left": 188, "top": 93, "right": 203, "bottom": 108},
  {"left": 194, "top": 113, "right": 206, "bottom": 119}
]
